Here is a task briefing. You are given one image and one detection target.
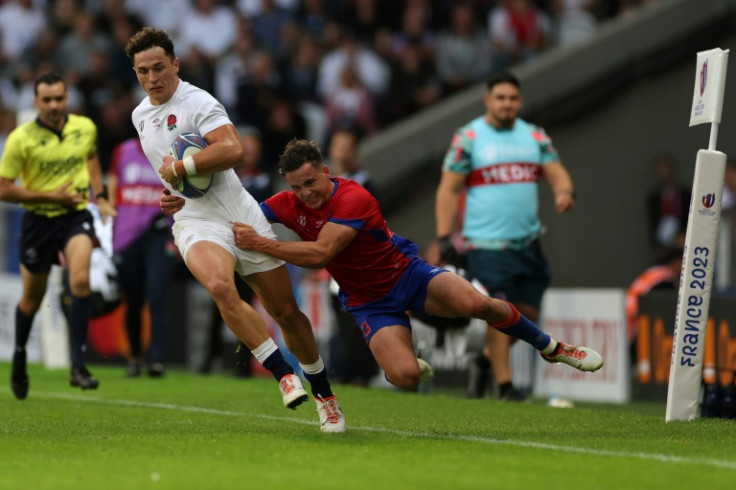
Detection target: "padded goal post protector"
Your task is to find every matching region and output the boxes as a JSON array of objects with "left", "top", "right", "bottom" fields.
[{"left": 666, "top": 149, "right": 726, "bottom": 421}]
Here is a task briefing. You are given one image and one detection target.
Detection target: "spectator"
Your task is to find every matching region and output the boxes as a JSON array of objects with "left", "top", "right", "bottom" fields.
[
  {"left": 297, "top": 0, "right": 339, "bottom": 45},
  {"left": 317, "top": 28, "right": 390, "bottom": 102},
  {"left": 327, "top": 127, "right": 378, "bottom": 198},
  {"left": 0, "top": 0, "right": 45, "bottom": 65},
  {"left": 108, "top": 138, "right": 179, "bottom": 378},
  {"left": 214, "top": 24, "right": 256, "bottom": 116},
  {"left": 234, "top": 50, "right": 282, "bottom": 129},
  {"left": 324, "top": 63, "right": 378, "bottom": 137},
  {"left": 175, "top": 0, "right": 237, "bottom": 64},
  {"left": 126, "top": 0, "right": 184, "bottom": 38},
  {"left": 488, "top": 0, "right": 551, "bottom": 69},
  {"left": 237, "top": 0, "right": 299, "bottom": 17},
  {"left": 391, "top": 2, "right": 437, "bottom": 62},
  {"left": 261, "top": 97, "right": 308, "bottom": 174},
  {"left": 552, "top": 0, "right": 600, "bottom": 45},
  {"left": 647, "top": 151, "right": 690, "bottom": 259},
  {"left": 0, "top": 107, "right": 16, "bottom": 156},
  {"left": 250, "top": 0, "right": 295, "bottom": 55},
  {"left": 54, "top": 10, "right": 113, "bottom": 79},
  {"left": 386, "top": 39, "right": 442, "bottom": 123},
  {"left": 49, "top": 0, "right": 82, "bottom": 37},
  {"left": 106, "top": 16, "right": 143, "bottom": 89},
  {"left": 281, "top": 34, "right": 322, "bottom": 103},
  {"left": 236, "top": 127, "right": 275, "bottom": 203},
  {"left": 436, "top": 2, "right": 493, "bottom": 94}
]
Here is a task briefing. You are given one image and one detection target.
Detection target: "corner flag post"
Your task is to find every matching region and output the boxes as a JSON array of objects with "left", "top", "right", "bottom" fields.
[{"left": 666, "top": 48, "right": 730, "bottom": 421}]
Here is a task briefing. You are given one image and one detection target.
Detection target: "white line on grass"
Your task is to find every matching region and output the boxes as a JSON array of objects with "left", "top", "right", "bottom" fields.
[{"left": 20, "top": 390, "right": 736, "bottom": 471}]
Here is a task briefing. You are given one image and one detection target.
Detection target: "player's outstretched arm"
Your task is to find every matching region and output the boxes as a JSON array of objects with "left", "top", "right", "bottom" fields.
[{"left": 233, "top": 221, "right": 357, "bottom": 269}]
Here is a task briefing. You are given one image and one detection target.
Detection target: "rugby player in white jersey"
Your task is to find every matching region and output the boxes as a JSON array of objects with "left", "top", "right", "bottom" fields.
[{"left": 125, "top": 27, "right": 345, "bottom": 433}]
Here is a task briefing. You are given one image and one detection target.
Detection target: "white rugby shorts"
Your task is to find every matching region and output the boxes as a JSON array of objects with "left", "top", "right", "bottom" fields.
[{"left": 172, "top": 216, "right": 284, "bottom": 277}]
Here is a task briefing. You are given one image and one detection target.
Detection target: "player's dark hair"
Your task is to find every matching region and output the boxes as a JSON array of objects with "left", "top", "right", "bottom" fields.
[
  {"left": 278, "top": 139, "right": 324, "bottom": 174},
  {"left": 34, "top": 73, "right": 65, "bottom": 95},
  {"left": 125, "top": 27, "right": 176, "bottom": 61},
  {"left": 486, "top": 71, "right": 521, "bottom": 92}
]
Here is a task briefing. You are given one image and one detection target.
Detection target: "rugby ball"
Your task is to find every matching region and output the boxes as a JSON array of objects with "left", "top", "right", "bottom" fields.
[{"left": 169, "top": 132, "right": 213, "bottom": 199}]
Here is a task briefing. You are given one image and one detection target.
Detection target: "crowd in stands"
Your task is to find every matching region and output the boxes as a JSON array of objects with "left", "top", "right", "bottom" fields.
[{"left": 0, "top": 0, "right": 659, "bottom": 174}]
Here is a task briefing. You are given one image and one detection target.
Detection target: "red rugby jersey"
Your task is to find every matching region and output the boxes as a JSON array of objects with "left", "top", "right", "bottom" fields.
[{"left": 261, "top": 177, "right": 415, "bottom": 306}]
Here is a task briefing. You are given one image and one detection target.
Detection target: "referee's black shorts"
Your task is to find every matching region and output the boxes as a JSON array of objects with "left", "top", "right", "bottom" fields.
[{"left": 19, "top": 209, "right": 96, "bottom": 274}]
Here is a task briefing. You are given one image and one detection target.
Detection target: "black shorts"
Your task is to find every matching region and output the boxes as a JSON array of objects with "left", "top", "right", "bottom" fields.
[{"left": 19, "top": 209, "right": 96, "bottom": 274}]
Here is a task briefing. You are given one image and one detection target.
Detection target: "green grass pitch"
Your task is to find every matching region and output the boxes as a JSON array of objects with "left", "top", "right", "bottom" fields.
[{"left": 1, "top": 362, "right": 734, "bottom": 490}]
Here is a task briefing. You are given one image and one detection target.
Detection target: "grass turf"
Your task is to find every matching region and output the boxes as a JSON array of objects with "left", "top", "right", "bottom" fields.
[{"left": 1, "top": 362, "right": 734, "bottom": 490}]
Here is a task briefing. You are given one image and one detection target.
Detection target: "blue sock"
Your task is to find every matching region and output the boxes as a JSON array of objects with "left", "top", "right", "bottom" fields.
[
  {"left": 69, "top": 295, "right": 92, "bottom": 369},
  {"left": 15, "top": 306, "right": 35, "bottom": 350},
  {"left": 262, "top": 349, "right": 294, "bottom": 381},
  {"left": 492, "top": 304, "right": 551, "bottom": 351}
]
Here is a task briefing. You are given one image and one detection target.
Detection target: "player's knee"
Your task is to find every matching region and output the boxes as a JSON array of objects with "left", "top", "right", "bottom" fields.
[
  {"left": 459, "top": 292, "right": 492, "bottom": 318},
  {"left": 19, "top": 297, "right": 43, "bottom": 315},
  {"left": 268, "top": 300, "right": 302, "bottom": 325},
  {"left": 387, "top": 365, "right": 421, "bottom": 391},
  {"left": 68, "top": 276, "right": 91, "bottom": 297},
  {"left": 207, "top": 278, "right": 237, "bottom": 309}
]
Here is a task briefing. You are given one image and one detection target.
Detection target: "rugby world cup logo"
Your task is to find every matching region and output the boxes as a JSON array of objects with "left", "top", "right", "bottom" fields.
[
  {"left": 700, "top": 59, "right": 708, "bottom": 97},
  {"left": 702, "top": 193, "right": 716, "bottom": 208}
]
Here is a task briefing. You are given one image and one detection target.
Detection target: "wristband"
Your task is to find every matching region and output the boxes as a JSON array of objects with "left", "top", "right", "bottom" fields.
[
  {"left": 171, "top": 161, "right": 179, "bottom": 177},
  {"left": 559, "top": 190, "right": 576, "bottom": 200},
  {"left": 183, "top": 155, "right": 197, "bottom": 175},
  {"left": 95, "top": 185, "right": 108, "bottom": 201}
]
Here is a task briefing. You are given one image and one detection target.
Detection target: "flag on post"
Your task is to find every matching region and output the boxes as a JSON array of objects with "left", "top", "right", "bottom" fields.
[{"left": 690, "top": 48, "right": 730, "bottom": 126}]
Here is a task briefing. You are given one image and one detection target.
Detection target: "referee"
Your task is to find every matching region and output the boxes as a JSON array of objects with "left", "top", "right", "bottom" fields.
[{"left": 0, "top": 73, "right": 116, "bottom": 399}]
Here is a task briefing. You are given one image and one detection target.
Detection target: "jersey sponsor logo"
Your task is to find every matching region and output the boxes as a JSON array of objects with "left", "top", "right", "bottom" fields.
[
  {"left": 119, "top": 185, "right": 164, "bottom": 206},
  {"left": 479, "top": 143, "right": 539, "bottom": 163},
  {"left": 465, "top": 162, "right": 541, "bottom": 187},
  {"left": 39, "top": 156, "right": 85, "bottom": 176}
]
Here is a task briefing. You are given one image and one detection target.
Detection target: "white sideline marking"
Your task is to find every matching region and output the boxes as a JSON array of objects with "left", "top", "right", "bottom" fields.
[{"left": 15, "top": 390, "right": 736, "bottom": 471}]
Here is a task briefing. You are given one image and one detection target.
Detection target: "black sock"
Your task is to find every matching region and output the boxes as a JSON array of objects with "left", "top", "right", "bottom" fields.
[
  {"left": 69, "top": 295, "right": 92, "bottom": 369},
  {"left": 262, "top": 349, "right": 294, "bottom": 381},
  {"left": 498, "top": 382, "right": 514, "bottom": 397},
  {"left": 15, "top": 306, "right": 35, "bottom": 349},
  {"left": 303, "top": 369, "right": 334, "bottom": 399}
]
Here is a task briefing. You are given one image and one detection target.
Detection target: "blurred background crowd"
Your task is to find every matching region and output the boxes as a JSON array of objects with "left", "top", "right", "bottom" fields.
[{"left": 0, "top": 0, "right": 658, "bottom": 176}]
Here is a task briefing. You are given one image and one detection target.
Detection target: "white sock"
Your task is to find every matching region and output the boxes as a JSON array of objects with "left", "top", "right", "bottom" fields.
[
  {"left": 251, "top": 338, "right": 278, "bottom": 364},
  {"left": 541, "top": 338, "right": 558, "bottom": 355},
  {"left": 299, "top": 356, "right": 325, "bottom": 375}
]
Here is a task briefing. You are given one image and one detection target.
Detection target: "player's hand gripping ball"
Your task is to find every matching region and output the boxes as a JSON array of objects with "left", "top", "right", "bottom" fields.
[{"left": 169, "top": 132, "right": 213, "bottom": 199}]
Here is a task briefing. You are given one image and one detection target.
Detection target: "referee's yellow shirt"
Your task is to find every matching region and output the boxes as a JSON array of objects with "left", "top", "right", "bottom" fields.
[{"left": 0, "top": 114, "right": 97, "bottom": 217}]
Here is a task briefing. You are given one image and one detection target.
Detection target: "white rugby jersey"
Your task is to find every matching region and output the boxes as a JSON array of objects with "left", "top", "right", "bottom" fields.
[{"left": 132, "top": 80, "right": 257, "bottom": 224}]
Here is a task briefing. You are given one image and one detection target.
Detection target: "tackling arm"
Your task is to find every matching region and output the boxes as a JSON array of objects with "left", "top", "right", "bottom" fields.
[{"left": 233, "top": 221, "right": 358, "bottom": 269}]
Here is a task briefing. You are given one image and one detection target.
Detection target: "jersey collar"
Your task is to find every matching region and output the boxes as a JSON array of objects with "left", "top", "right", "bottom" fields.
[{"left": 35, "top": 115, "right": 69, "bottom": 139}]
